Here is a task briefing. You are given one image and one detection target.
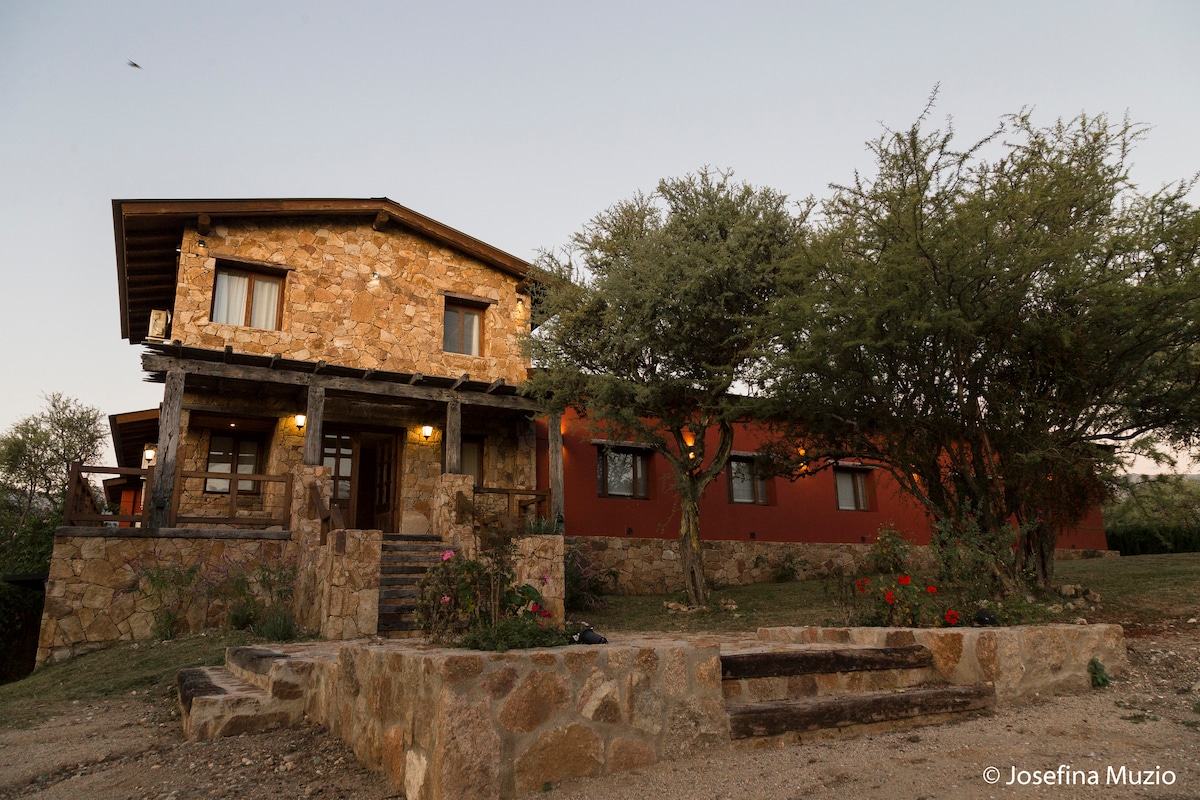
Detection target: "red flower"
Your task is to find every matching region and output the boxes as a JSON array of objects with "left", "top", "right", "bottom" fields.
[
  {"left": 885, "top": 589, "right": 896, "bottom": 605},
  {"left": 898, "top": 574, "right": 911, "bottom": 586},
  {"left": 855, "top": 578, "right": 870, "bottom": 594},
  {"left": 926, "top": 585, "right": 938, "bottom": 595},
  {"left": 944, "top": 609, "right": 960, "bottom": 626}
]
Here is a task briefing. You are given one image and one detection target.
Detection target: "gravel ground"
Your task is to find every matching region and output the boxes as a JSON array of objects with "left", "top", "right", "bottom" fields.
[{"left": 2, "top": 625, "right": 1197, "bottom": 800}]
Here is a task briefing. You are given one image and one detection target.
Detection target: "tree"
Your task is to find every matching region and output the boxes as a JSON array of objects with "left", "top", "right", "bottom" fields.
[
  {"left": 0, "top": 393, "right": 107, "bottom": 571},
  {"left": 525, "top": 170, "right": 804, "bottom": 605},
  {"left": 764, "top": 107, "right": 1200, "bottom": 591}
]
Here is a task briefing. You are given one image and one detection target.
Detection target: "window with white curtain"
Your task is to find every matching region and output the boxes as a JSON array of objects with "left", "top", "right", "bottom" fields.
[{"left": 212, "top": 266, "right": 283, "bottom": 330}]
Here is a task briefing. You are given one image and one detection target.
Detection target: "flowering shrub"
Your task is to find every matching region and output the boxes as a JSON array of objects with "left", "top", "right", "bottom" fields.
[
  {"left": 416, "top": 525, "right": 564, "bottom": 649},
  {"left": 855, "top": 572, "right": 961, "bottom": 628},
  {"left": 869, "top": 525, "right": 913, "bottom": 574}
]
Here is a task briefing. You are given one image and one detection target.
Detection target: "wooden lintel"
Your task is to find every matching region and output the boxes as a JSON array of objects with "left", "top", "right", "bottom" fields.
[
  {"left": 486, "top": 378, "right": 505, "bottom": 394},
  {"left": 451, "top": 373, "right": 469, "bottom": 391},
  {"left": 408, "top": 373, "right": 424, "bottom": 385},
  {"left": 372, "top": 211, "right": 390, "bottom": 232},
  {"left": 141, "top": 353, "right": 542, "bottom": 412},
  {"left": 197, "top": 213, "right": 211, "bottom": 236}
]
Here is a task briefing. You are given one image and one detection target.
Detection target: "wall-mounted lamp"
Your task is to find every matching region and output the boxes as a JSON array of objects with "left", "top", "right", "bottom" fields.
[
  {"left": 295, "top": 414, "right": 307, "bottom": 430},
  {"left": 142, "top": 445, "right": 158, "bottom": 469},
  {"left": 421, "top": 425, "right": 434, "bottom": 440},
  {"left": 196, "top": 239, "right": 207, "bottom": 248}
]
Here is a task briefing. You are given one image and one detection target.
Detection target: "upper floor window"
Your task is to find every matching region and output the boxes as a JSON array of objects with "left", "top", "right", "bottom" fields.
[
  {"left": 444, "top": 301, "right": 483, "bottom": 356},
  {"left": 212, "top": 266, "right": 283, "bottom": 330},
  {"left": 597, "top": 446, "right": 650, "bottom": 499},
  {"left": 835, "top": 467, "right": 872, "bottom": 511},
  {"left": 728, "top": 457, "right": 769, "bottom": 505}
]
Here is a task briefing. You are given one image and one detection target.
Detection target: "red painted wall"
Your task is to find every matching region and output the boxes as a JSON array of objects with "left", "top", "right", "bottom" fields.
[{"left": 536, "top": 413, "right": 1109, "bottom": 551}]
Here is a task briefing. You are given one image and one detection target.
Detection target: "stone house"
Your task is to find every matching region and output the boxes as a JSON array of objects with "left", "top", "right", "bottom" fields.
[{"left": 40, "top": 198, "right": 564, "bottom": 664}]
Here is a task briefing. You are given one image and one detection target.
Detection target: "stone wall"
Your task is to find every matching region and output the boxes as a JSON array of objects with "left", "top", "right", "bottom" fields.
[
  {"left": 758, "top": 624, "right": 1128, "bottom": 701},
  {"left": 37, "top": 531, "right": 294, "bottom": 666},
  {"left": 305, "top": 639, "right": 728, "bottom": 800},
  {"left": 570, "top": 536, "right": 876, "bottom": 595},
  {"left": 514, "top": 535, "right": 566, "bottom": 625},
  {"left": 172, "top": 219, "right": 530, "bottom": 386},
  {"left": 571, "top": 536, "right": 1118, "bottom": 596}
]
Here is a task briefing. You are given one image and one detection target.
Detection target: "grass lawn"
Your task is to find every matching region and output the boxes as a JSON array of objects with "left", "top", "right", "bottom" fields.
[{"left": 3, "top": 553, "right": 1196, "bottom": 730}]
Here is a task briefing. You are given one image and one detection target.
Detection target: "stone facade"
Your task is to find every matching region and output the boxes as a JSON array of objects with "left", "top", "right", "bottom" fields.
[
  {"left": 172, "top": 219, "right": 530, "bottom": 385},
  {"left": 37, "top": 531, "right": 293, "bottom": 666},
  {"left": 303, "top": 639, "right": 728, "bottom": 800},
  {"left": 758, "top": 624, "right": 1128, "bottom": 701}
]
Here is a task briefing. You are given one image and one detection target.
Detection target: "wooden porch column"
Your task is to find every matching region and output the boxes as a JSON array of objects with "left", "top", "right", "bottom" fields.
[
  {"left": 149, "top": 369, "right": 184, "bottom": 529},
  {"left": 445, "top": 398, "right": 462, "bottom": 474},
  {"left": 302, "top": 386, "right": 326, "bottom": 466},
  {"left": 548, "top": 413, "right": 565, "bottom": 524}
]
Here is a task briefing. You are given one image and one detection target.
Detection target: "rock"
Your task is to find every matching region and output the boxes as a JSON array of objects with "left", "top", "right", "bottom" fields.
[{"left": 1084, "top": 590, "right": 1101, "bottom": 603}]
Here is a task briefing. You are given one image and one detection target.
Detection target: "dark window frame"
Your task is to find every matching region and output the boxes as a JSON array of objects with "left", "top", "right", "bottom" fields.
[
  {"left": 834, "top": 467, "right": 873, "bottom": 511},
  {"left": 727, "top": 456, "right": 770, "bottom": 505},
  {"left": 210, "top": 263, "right": 286, "bottom": 331},
  {"left": 443, "top": 300, "right": 486, "bottom": 356},
  {"left": 204, "top": 433, "right": 264, "bottom": 494},
  {"left": 596, "top": 446, "right": 651, "bottom": 499}
]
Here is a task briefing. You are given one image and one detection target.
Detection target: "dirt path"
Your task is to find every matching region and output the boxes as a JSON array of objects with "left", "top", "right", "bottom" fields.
[{"left": 2, "top": 626, "right": 1197, "bottom": 800}]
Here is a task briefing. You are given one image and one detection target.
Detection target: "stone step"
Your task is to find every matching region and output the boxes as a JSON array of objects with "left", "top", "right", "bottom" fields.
[
  {"left": 720, "top": 645, "right": 933, "bottom": 680},
  {"left": 382, "top": 533, "right": 442, "bottom": 543},
  {"left": 379, "top": 575, "right": 422, "bottom": 587},
  {"left": 377, "top": 614, "right": 420, "bottom": 632},
  {"left": 381, "top": 551, "right": 442, "bottom": 563},
  {"left": 379, "top": 586, "right": 421, "bottom": 600},
  {"left": 177, "top": 665, "right": 304, "bottom": 740},
  {"left": 382, "top": 541, "right": 447, "bottom": 553},
  {"left": 726, "top": 684, "right": 995, "bottom": 741}
]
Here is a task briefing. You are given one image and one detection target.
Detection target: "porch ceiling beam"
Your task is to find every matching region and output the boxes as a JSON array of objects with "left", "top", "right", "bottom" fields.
[
  {"left": 486, "top": 378, "right": 505, "bottom": 394},
  {"left": 142, "top": 353, "right": 542, "bottom": 412},
  {"left": 451, "top": 373, "right": 469, "bottom": 391}
]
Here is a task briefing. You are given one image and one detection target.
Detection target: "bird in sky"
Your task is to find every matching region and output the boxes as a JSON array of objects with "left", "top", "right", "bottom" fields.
[{"left": 127, "top": 60, "right": 142, "bottom": 69}]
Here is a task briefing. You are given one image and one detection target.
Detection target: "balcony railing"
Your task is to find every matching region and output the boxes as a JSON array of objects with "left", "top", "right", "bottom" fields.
[
  {"left": 63, "top": 463, "right": 152, "bottom": 527},
  {"left": 474, "top": 486, "right": 549, "bottom": 522},
  {"left": 171, "top": 466, "right": 292, "bottom": 528}
]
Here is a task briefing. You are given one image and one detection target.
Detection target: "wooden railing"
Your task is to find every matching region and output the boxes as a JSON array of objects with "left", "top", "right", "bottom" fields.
[
  {"left": 62, "top": 463, "right": 152, "bottom": 527},
  {"left": 308, "top": 482, "right": 345, "bottom": 541},
  {"left": 170, "top": 466, "right": 292, "bottom": 528}
]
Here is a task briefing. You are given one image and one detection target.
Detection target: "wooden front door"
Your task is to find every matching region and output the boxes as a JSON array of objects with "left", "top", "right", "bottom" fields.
[{"left": 322, "top": 429, "right": 401, "bottom": 532}]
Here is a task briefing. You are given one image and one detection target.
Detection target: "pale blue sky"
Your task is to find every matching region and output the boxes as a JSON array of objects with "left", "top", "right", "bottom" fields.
[{"left": 1, "top": 1, "right": 1197, "bottom": 468}]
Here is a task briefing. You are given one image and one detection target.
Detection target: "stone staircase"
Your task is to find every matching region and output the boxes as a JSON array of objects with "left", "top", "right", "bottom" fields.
[
  {"left": 721, "top": 643, "right": 995, "bottom": 744},
  {"left": 377, "top": 532, "right": 445, "bottom": 637}
]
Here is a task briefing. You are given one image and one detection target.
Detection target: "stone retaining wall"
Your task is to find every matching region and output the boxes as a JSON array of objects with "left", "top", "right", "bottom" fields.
[
  {"left": 305, "top": 639, "right": 728, "bottom": 800},
  {"left": 572, "top": 536, "right": 1118, "bottom": 596},
  {"left": 37, "top": 530, "right": 294, "bottom": 666},
  {"left": 758, "top": 624, "right": 1128, "bottom": 701}
]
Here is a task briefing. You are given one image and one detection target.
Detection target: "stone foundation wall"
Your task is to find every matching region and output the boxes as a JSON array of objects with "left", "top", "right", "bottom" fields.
[
  {"left": 37, "top": 531, "right": 294, "bottom": 666},
  {"left": 758, "top": 624, "right": 1128, "bottom": 701},
  {"left": 571, "top": 536, "right": 1119, "bottom": 596},
  {"left": 513, "top": 535, "right": 566, "bottom": 625},
  {"left": 304, "top": 639, "right": 728, "bottom": 800}
]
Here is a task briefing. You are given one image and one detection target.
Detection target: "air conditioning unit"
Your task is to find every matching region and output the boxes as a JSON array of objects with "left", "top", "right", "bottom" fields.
[{"left": 147, "top": 309, "right": 172, "bottom": 342}]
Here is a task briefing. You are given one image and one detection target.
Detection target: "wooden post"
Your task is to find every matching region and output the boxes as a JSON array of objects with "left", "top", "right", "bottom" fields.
[
  {"left": 548, "top": 414, "right": 565, "bottom": 525},
  {"left": 445, "top": 398, "right": 462, "bottom": 474},
  {"left": 302, "top": 386, "right": 326, "bottom": 466},
  {"left": 149, "top": 370, "right": 184, "bottom": 529}
]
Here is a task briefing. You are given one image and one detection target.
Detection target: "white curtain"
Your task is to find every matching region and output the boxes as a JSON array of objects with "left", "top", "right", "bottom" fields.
[
  {"left": 250, "top": 277, "right": 280, "bottom": 330},
  {"left": 213, "top": 272, "right": 248, "bottom": 325}
]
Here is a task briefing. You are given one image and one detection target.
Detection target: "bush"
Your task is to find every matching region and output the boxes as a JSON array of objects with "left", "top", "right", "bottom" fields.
[
  {"left": 255, "top": 606, "right": 300, "bottom": 642},
  {"left": 1104, "top": 523, "right": 1200, "bottom": 555},
  {"left": 870, "top": 525, "right": 912, "bottom": 574},
  {"left": 459, "top": 615, "right": 567, "bottom": 652},
  {"left": 564, "top": 542, "right": 616, "bottom": 611}
]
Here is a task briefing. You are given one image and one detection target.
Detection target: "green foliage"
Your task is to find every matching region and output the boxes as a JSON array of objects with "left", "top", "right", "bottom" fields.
[
  {"left": 0, "top": 583, "right": 43, "bottom": 684},
  {"left": 930, "top": 507, "right": 1021, "bottom": 601},
  {"left": 255, "top": 606, "right": 300, "bottom": 642},
  {"left": 869, "top": 525, "right": 912, "bottom": 575},
  {"left": 764, "top": 101, "right": 1200, "bottom": 592},
  {"left": 564, "top": 541, "right": 616, "bottom": 611},
  {"left": 1104, "top": 523, "right": 1200, "bottom": 555},
  {"left": 416, "top": 525, "right": 558, "bottom": 649},
  {"left": 133, "top": 561, "right": 201, "bottom": 639},
  {"left": 526, "top": 169, "right": 805, "bottom": 606},
  {"left": 767, "top": 552, "right": 801, "bottom": 583},
  {"left": 459, "top": 615, "right": 568, "bottom": 652},
  {"left": 1088, "top": 657, "right": 1113, "bottom": 688}
]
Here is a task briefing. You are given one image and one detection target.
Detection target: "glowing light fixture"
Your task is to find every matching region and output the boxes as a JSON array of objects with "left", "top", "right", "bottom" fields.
[
  {"left": 295, "top": 414, "right": 307, "bottom": 430},
  {"left": 421, "top": 425, "right": 434, "bottom": 440}
]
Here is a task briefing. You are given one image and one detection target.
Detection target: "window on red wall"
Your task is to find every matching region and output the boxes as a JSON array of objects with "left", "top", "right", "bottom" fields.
[
  {"left": 834, "top": 467, "right": 872, "bottom": 511},
  {"left": 597, "top": 447, "right": 650, "bottom": 499},
  {"left": 728, "top": 457, "right": 770, "bottom": 504}
]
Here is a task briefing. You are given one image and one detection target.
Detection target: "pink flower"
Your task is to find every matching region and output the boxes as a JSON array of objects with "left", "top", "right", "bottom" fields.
[
  {"left": 441, "top": 595, "right": 451, "bottom": 604},
  {"left": 530, "top": 603, "right": 541, "bottom": 612},
  {"left": 441, "top": 550, "right": 455, "bottom": 561},
  {"left": 541, "top": 573, "right": 550, "bottom": 584}
]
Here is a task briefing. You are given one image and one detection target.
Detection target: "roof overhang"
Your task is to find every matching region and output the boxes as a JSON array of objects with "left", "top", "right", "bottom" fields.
[{"left": 114, "top": 197, "right": 532, "bottom": 344}]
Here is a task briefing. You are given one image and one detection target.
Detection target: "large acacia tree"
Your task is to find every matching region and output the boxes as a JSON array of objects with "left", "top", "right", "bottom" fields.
[
  {"left": 526, "top": 170, "right": 803, "bottom": 605},
  {"left": 765, "top": 109, "right": 1200, "bottom": 589}
]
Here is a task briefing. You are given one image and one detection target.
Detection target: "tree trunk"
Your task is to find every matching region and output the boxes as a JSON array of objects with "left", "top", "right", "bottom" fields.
[{"left": 679, "top": 493, "right": 706, "bottom": 607}]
